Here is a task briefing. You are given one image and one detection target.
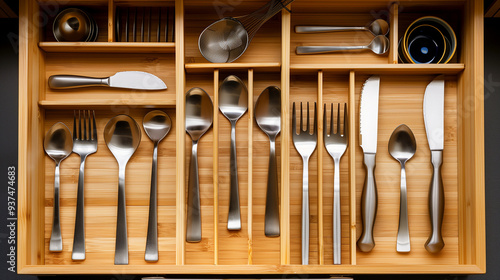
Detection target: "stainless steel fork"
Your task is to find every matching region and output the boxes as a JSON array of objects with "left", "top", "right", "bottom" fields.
[
  {"left": 72, "top": 110, "right": 97, "bottom": 260},
  {"left": 292, "top": 102, "right": 317, "bottom": 265},
  {"left": 324, "top": 103, "right": 348, "bottom": 265}
]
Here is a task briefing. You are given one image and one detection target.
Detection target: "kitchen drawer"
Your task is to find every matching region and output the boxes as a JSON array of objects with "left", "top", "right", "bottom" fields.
[{"left": 18, "top": 0, "right": 484, "bottom": 275}]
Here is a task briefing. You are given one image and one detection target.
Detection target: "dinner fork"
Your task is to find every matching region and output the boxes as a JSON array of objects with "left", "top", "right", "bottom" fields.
[
  {"left": 292, "top": 102, "right": 317, "bottom": 265},
  {"left": 72, "top": 110, "right": 97, "bottom": 260},
  {"left": 324, "top": 103, "right": 348, "bottom": 265}
]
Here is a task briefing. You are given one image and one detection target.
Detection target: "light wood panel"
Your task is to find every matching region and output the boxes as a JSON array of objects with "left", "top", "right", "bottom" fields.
[{"left": 38, "top": 42, "right": 176, "bottom": 53}]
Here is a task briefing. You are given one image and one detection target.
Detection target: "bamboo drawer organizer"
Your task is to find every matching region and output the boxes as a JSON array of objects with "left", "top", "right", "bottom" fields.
[{"left": 19, "top": 0, "right": 485, "bottom": 275}]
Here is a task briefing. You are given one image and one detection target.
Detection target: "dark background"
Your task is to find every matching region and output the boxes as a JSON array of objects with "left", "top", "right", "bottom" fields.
[{"left": 1, "top": 1, "right": 499, "bottom": 280}]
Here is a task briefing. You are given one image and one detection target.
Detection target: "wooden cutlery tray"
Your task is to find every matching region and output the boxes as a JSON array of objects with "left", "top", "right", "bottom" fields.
[{"left": 18, "top": 0, "right": 485, "bottom": 275}]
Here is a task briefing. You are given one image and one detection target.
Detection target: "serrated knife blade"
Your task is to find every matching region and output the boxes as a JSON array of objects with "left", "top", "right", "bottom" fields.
[
  {"left": 48, "top": 71, "right": 167, "bottom": 90},
  {"left": 357, "top": 75, "right": 380, "bottom": 253},
  {"left": 359, "top": 75, "right": 380, "bottom": 153}
]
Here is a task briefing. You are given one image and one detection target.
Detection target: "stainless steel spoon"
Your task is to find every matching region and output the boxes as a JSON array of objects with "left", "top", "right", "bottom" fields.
[
  {"left": 143, "top": 110, "right": 171, "bottom": 262},
  {"left": 185, "top": 88, "right": 213, "bottom": 242},
  {"left": 295, "top": 19, "right": 390, "bottom": 36},
  {"left": 255, "top": 86, "right": 281, "bottom": 237},
  {"left": 44, "top": 122, "right": 73, "bottom": 252},
  {"left": 104, "top": 115, "right": 141, "bottom": 265},
  {"left": 219, "top": 75, "right": 248, "bottom": 231},
  {"left": 388, "top": 124, "right": 416, "bottom": 253},
  {"left": 296, "top": 35, "right": 390, "bottom": 55}
]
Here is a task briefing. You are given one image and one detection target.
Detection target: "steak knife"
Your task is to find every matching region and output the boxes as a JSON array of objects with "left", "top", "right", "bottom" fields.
[
  {"left": 357, "top": 75, "right": 380, "bottom": 252},
  {"left": 423, "top": 75, "right": 445, "bottom": 253},
  {"left": 49, "top": 71, "right": 167, "bottom": 90}
]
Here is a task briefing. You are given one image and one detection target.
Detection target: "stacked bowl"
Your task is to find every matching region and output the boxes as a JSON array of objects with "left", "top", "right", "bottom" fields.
[
  {"left": 399, "top": 16, "right": 456, "bottom": 64},
  {"left": 53, "top": 8, "right": 99, "bottom": 42}
]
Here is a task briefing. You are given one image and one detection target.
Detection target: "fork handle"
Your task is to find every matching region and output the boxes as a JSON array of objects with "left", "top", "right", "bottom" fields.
[
  {"left": 357, "top": 153, "right": 377, "bottom": 252},
  {"left": 72, "top": 156, "right": 87, "bottom": 260},
  {"left": 301, "top": 157, "right": 310, "bottom": 265},
  {"left": 333, "top": 158, "right": 341, "bottom": 264}
]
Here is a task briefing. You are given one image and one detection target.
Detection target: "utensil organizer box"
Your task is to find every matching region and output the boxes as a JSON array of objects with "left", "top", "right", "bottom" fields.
[{"left": 18, "top": 0, "right": 485, "bottom": 275}]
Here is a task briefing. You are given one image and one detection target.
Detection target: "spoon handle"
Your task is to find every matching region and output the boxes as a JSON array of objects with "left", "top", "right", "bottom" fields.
[
  {"left": 397, "top": 163, "right": 410, "bottom": 252},
  {"left": 296, "top": 45, "right": 367, "bottom": 55},
  {"left": 145, "top": 142, "right": 159, "bottom": 261},
  {"left": 115, "top": 164, "right": 129, "bottom": 265},
  {"left": 295, "top": 26, "right": 366, "bottom": 33},
  {"left": 187, "top": 140, "right": 202, "bottom": 242},
  {"left": 425, "top": 150, "right": 445, "bottom": 253},
  {"left": 265, "top": 137, "right": 280, "bottom": 237},
  {"left": 227, "top": 121, "right": 241, "bottom": 230},
  {"left": 49, "top": 163, "right": 63, "bottom": 252},
  {"left": 357, "top": 153, "right": 377, "bottom": 252},
  {"left": 72, "top": 157, "right": 86, "bottom": 260}
]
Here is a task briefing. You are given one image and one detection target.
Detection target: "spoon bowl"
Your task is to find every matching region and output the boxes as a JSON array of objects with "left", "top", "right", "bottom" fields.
[
  {"left": 44, "top": 122, "right": 73, "bottom": 252},
  {"left": 368, "top": 19, "right": 390, "bottom": 36},
  {"left": 104, "top": 114, "right": 141, "bottom": 265},
  {"left": 219, "top": 75, "right": 248, "bottom": 231},
  {"left": 369, "top": 35, "right": 390, "bottom": 55},
  {"left": 143, "top": 110, "right": 172, "bottom": 142},
  {"left": 185, "top": 87, "right": 214, "bottom": 242},
  {"left": 143, "top": 110, "right": 171, "bottom": 262},
  {"left": 388, "top": 124, "right": 417, "bottom": 253},
  {"left": 255, "top": 86, "right": 281, "bottom": 237}
]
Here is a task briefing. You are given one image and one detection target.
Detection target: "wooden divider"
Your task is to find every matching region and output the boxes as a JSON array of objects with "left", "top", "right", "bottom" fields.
[
  {"left": 317, "top": 70, "right": 324, "bottom": 264},
  {"left": 348, "top": 70, "right": 357, "bottom": 265},
  {"left": 247, "top": 69, "right": 254, "bottom": 265}
]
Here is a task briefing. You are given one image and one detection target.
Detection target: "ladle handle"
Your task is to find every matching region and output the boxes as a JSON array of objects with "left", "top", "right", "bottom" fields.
[
  {"left": 295, "top": 26, "right": 366, "bottom": 33},
  {"left": 227, "top": 121, "right": 241, "bottom": 230},
  {"left": 145, "top": 142, "right": 159, "bottom": 261},
  {"left": 48, "top": 75, "right": 109, "bottom": 89},
  {"left": 187, "top": 140, "right": 202, "bottom": 242},
  {"left": 265, "top": 137, "right": 280, "bottom": 237},
  {"left": 115, "top": 164, "right": 129, "bottom": 265},
  {"left": 425, "top": 150, "right": 445, "bottom": 253},
  {"left": 357, "top": 153, "right": 377, "bottom": 252},
  {"left": 49, "top": 163, "right": 63, "bottom": 252},
  {"left": 296, "top": 45, "right": 366, "bottom": 54}
]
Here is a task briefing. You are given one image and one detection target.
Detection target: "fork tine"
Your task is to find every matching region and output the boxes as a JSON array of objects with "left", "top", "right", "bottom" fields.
[
  {"left": 78, "top": 110, "right": 82, "bottom": 141},
  {"left": 306, "top": 102, "right": 310, "bottom": 133},
  {"left": 323, "top": 104, "right": 327, "bottom": 138},
  {"left": 92, "top": 110, "right": 97, "bottom": 141},
  {"left": 292, "top": 102, "right": 296, "bottom": 135},
  {"left": 83, "top": 110, "right": 87, "bottom": 140},
  {"left": 337, "top": 103, "right": 341, "bottom": 135},
  {"left": 330, "top": 103, "right": 334, "bottom": 135},
  {"left": 313, "top": 102, "right": 317, "bottom": 135},
  {"left": 300, "top": 102, "right": 303, "bottom": 133},
  {"left": 73, "top": 110, "right": 77, "bottom": 140},
  {"left": 87, "top": 110, "right": 92, "bottom": 140},
  {"left": 343, "top": 103, "right": 348, "bottom": 137}
]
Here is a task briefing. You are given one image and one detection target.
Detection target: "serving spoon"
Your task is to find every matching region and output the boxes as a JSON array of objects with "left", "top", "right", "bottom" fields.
[
  {"left": 44, "top": 122, "right": 73, "bottom": 252},
  {"left": 143, "top": 110, "right": 171, "bottom": 262},
  {"left": 388, "top": 124, "right": 417, "bottom": 253},
  {"left": 104, "top": 115, "right": 141, "bottom": 265},
  {"left": 185, "top": 88, "right": 213, "bottom": 242},
  {"left": 255, "top": 86, "right": 281, "bottom": 237},
  {"left": 296, "top": 35, "right": 390, "bottom": 55}
]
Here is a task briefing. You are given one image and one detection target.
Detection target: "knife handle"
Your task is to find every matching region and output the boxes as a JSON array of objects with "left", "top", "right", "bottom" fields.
[
  {"left": 357, "top": 153, "right": 377, "bottom": 252},
  {"left": 49, "top": 75, "right": 109, "bottom": 89},
  {"left": 425, "top": 150, "right": 445, "bottom": 253}
]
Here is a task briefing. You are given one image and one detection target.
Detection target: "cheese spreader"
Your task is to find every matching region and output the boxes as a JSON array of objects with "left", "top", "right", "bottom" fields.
[{"left": 49, "top": 71, "right": 167, "bottom": 90}]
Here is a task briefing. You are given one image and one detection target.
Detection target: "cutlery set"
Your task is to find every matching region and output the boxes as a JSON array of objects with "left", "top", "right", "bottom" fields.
[{"left": 44, "top": 110, "right": 172, "bottom": 265}]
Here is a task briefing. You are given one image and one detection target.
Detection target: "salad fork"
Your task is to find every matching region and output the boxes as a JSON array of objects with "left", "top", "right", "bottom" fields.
[
  {"left": 324, "top": 103, "right": 348, "bottom": 265},
  {"left": 292, "top": 102, "right": 317, "bottom": 265},
  {"left": 72, "top": 110, "right": 97, "bottom": 260}
]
